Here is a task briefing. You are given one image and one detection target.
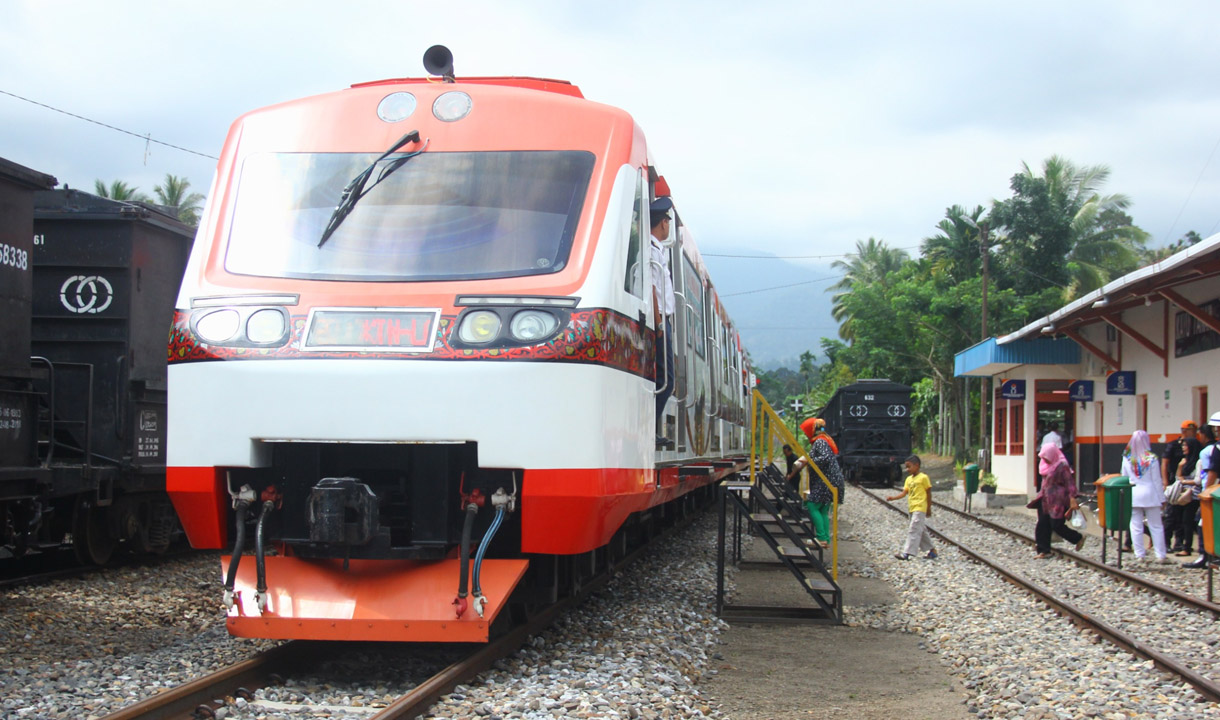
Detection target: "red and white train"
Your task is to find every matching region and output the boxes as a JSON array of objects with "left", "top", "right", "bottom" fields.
[{"left": 167, "top": 47, "right": 753, "bottom": 642}]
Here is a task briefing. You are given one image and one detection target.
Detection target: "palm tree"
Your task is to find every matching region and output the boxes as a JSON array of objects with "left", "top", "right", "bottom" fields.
[
  {"left": 153, "top": 174, "right": 206, "bottom": 226},
  {"left": 93, "top": 179, "right": 150, "bottom": 203},
  {"left": 828, "top": 237, "right": 909, "bottom": 340},
  {"left": 1063, "top": 203, "right": 1147, "bottom": 298},
  {"left": 922, "top": 205, "right": 987, "bottom": 282},
  {"left": 992, "top": 155, "right": 1147, "bottom": 301}
]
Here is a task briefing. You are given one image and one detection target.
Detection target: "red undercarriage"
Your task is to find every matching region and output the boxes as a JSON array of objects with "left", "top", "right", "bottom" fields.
[{"left": 170, "top": 463, "right": 742, "bottom": 642}]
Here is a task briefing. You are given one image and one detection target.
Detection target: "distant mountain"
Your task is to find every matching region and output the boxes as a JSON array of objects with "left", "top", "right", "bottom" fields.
[{"left": 701, "top": 248, "right": 842, "bottom": 371}]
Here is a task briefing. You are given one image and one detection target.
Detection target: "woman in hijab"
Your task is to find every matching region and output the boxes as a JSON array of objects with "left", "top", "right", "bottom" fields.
[
  {"left": 1122, "top": 429, "right": 1169, "bottom": 563},
  {"left": 1033, "top": 442, "right": 1085, "bottom": 559},
  {"left": 804, "top": 419, "right": 845, "bottom": 549}
]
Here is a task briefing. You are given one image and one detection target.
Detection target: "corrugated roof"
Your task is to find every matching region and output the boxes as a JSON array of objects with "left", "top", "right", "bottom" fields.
[
  {"left": 954, "top": 337, "right": 1081, "bottom": 377},
  {"left": 998, "top": 231, "right": 1220, "bottom": 344}
]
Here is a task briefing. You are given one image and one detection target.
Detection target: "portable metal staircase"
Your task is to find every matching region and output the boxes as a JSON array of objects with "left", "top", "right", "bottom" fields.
[{"left": 715, "top": 460, "right": 843, "bottom": 624}]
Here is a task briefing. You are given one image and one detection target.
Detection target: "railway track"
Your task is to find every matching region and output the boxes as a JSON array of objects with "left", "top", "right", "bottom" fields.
[
  {"left": 855, "top": 484, "right": 1220, "bottom": 704},
  {"left": 99, "top": 588, "right": 587, "bottom": 720},
  {"left": 100, "top": 505, "right": 693, "bottom": 720},
  {"left": 0, "top": 546, "right": 196, "bottom": 590},
  {"left": 931, "top": 496, "right": 1220, "bottom": 614}
]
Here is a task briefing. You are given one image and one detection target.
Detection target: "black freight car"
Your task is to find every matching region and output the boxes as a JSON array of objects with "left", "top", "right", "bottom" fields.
[
  {"left": 0, "top": 158, "right": 59, "bottom": 556},
  {"left": 818, "top": 379, "right": 913, "bottom": 486},
  {"left": 0, "top": 180, "right": 194, "bottom": 564}
]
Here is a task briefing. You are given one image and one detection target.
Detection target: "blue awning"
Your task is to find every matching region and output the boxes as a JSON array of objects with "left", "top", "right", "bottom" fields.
[{"left": 954, "top": 337, "right": 1081, "bottom": 378}]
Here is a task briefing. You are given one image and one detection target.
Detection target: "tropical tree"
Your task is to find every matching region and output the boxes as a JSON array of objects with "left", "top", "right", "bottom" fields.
[
  {"left": 828, "top": 237, "right": 910, "bottom": 340},
  {"left": 153, "top": 174, "right": 206, "bottom": 226},
  {"left": 1144, "top": 230, "right": 1203, "bottom": 262},
  {"left": 989, "top": 155, "right": 1147, "bottom": 313},
  {"left": 921, "top": 205, "right": 988, "bottom": 284},
  {"left": 93, "top": 179, "right": 150, "bottom": 203},
  {"left": 798, "top": 350, "right": 817, "bottom": 393}
]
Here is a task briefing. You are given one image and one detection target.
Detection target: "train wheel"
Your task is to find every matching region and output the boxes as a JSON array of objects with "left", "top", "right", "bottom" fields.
[
  {"left": 72, "top": 503, "right": 116, "bottom": 566},
  {"left": 121, "top": 498, "right": 174, "bottom": 555}
]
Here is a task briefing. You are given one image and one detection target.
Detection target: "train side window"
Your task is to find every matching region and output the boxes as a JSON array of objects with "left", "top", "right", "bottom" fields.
[
  {"left": 682, "top": 254, "right": 705, "bottom": 358},
  {"left": 623, "top": 173, "right": 646, "bottom": 298}
]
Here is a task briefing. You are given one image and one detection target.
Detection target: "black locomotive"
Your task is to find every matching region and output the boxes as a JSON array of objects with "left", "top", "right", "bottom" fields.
[
  {"left": 0, "top": 157, "right": 194, "bottom": 564},
  {"left": 819, "top": 379, "right": 914, "bottom": 486}
]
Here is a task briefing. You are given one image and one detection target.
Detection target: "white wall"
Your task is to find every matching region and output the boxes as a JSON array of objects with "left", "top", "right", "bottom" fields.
[{"left": 989, "top": 275, "right": 1218, "bottom": 495}]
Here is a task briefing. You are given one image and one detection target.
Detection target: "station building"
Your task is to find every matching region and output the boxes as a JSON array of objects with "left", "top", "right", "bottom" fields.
[{"left": 955, "top": 234, "right": 1220, "bottom": 496}]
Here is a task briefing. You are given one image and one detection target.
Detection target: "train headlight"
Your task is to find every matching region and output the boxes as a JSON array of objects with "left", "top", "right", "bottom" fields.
[
  {"left": 457, "top": 310, "right": 501, "bottom": 344},
  {"left": 433, "top": 91, "right": 472, "bottom": 122},
  {"left": 246, "top": 309, "right": 288, "bottom": 344},
  {"left": 509, "top": 310, "right": 559, "bottom": 342},
  {"left": 377, "top": 92, "right": 417, "bottom": 122},
  {"left": 194, "top": 309, "right": 241, "bottom": 344}
]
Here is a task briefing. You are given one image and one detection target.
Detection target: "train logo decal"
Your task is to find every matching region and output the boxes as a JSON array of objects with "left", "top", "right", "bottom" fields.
[
  {"left": 887, "top": 404, "right": 907, "bottom": 417},
  {"left": 138, "top": 410, "right": 159, "bottom": 432},
  {"left": 849, "top": 404, "right": 869, "bottom": 418},
  {"left": 59, "top": 274, "right": 114, "bottom": 314}
]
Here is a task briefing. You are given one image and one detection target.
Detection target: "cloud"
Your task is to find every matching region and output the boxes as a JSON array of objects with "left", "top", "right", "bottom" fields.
[{"left": 2, "top": 0, "right": 1218, "bottom": 258}]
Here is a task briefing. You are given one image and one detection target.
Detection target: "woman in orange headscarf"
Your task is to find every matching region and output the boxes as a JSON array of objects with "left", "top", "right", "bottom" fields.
[
  {"left": 801, "top": 417, "right": 839, "bottom": 456},
  {"left": 800, "top": 417, "right": 844, "bottom": 548}
]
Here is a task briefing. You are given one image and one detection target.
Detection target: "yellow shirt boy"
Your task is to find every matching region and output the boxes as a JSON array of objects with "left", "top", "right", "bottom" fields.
[{"left": 903, "top": 471, "right": 931, "bottom": 514}]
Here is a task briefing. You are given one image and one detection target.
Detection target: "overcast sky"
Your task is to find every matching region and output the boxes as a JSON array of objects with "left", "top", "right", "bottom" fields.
[{"left": 3, "top": 0, "right": 1218, "bottom": 267}]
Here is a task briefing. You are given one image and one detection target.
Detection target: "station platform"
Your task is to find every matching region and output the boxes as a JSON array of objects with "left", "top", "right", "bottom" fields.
[{"left": 703, "top": 513, "right": 974, "bottom": 719}]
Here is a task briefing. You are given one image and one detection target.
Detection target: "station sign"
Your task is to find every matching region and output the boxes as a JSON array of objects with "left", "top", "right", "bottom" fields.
[
  {"left": 1106, "top": 371, "right": 1136, "bottom": 396},
  {"left": 1068, "top": 380, "right": 1094, "bottom": 402},
  {"left": 1000, "top": 379, "right": 1026, "bottom": 400}
]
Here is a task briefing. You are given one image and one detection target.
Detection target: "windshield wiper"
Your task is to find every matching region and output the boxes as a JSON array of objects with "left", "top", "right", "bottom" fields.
[{"left": 317, "top": 130, "right": 425, "bottom": 248}]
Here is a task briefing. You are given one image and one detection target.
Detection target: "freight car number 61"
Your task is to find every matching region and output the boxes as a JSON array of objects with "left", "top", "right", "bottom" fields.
[{"left": 0, "top": 241, "right": 29, "bottom": 270}]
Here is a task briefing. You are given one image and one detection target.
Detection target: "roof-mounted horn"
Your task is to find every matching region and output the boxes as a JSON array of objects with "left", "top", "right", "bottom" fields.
[{"left": 423, "top": 45, "right": 455, "bottom": 83}]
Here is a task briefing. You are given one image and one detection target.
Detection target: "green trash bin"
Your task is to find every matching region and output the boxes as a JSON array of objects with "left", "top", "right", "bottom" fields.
[
  {"left": 1100, "top": 475, "right": 1133, "bottom": 532},
  {"left": 963, "top": 464, "right": 980, "bottom": 495}
]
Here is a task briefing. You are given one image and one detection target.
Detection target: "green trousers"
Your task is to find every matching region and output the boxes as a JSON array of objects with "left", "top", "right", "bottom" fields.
[{"left": 804, "top": 500, "right": 831, "bottom": 542}]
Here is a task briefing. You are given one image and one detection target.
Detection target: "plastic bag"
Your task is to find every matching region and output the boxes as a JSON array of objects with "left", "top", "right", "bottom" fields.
[
  {"left": 1068, "top": 508, "right": 1086, "bottom": 529},
  {"left": 1166, "top": 480, "right": 1194, "bottom": 506}
]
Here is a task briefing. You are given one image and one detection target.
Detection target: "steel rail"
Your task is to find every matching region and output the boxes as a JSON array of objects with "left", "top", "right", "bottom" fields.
[
  {"left": 103, "top": 491, "right": 719, "bottom": 720},
  {"left": 371, "top": 505, "right": 704, "bottom": 719},
  {"left": 0, "top": 548, "right": 199, "bottom": 591},
  {"left": 930, "top": 498, "right": 1220, "bottom": 618},
  {"left": 856, "top": 484, "right": 1220, "bottom": 704},
  {"left": 100, "top": 642, "right": 312, "bottom": 720}
]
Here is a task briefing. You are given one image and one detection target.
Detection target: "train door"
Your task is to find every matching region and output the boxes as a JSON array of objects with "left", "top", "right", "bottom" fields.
[
  {"left": 623, "top": 171, "right": 649, "bottom": 316},
  {"left": 676, "top": 246, "right": 710, "bottom": 455},
  {"left": 644, "top": 181, "right": 679, "bottom": 445},
  {"left": 706, "top": 301, "right": 724, "bottom": 454}
]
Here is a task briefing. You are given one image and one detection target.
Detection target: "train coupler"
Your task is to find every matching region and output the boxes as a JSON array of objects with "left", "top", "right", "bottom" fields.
[{"left": 473, "top": 593, "right": 487, "bottom": 618}]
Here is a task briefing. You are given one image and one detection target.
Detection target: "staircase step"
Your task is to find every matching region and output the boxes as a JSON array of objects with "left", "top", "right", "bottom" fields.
[
  {"left": 778, "top": 545, "right": 823, "bottom": 557},
  {"left": 803, "top": 577, "right": 839, "bottom": 593},
  {"left": 750, "top": 513, "right": 806, "bottom": 523}
]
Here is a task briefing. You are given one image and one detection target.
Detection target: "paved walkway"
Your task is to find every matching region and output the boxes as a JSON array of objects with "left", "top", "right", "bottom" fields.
[{"left": 702, "top": 514, "right": 973, "bottom": 719}]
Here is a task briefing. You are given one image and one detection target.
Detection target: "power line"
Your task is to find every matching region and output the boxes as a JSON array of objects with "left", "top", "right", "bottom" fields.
[
  {"left": 720, "top": 274, "right": 843, "bottom": 298},
  {"left": 704, "top": 245, "right": 919, "bottom": 259},
  {"left": 0, "top": 89, "right": 218, "bottom": 161},
  {"left": 1162, "top": 132, "right": 1220, "bottom": 245}
]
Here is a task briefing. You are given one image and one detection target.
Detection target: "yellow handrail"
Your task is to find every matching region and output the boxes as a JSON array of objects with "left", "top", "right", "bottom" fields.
[{"left": 750, "top": 389, "right": 837, "bottom": 580}]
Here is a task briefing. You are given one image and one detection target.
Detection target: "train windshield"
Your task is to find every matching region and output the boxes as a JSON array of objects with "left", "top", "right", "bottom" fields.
[{"left": 225, "top": 150, "right": 595, "bottom": 281}]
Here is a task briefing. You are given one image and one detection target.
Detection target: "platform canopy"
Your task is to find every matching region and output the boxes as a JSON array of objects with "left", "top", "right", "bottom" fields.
[
  {"left": 954, "top": 336, "right": 1081, "bottom": 377},
  {"left": 955, "top": 231, "right": 1220, "bottom": 378}
]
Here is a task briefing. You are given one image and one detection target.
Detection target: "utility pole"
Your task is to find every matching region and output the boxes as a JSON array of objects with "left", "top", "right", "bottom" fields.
[{"left": 978, "top": 222, "right": 990, "bottom": 471}]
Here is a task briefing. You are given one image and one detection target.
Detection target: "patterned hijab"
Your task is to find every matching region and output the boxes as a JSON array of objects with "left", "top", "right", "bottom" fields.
[
  {"left": 1123, "top": 430, "right": 1155, "bottom": 476},
  {"left": 1038, "top": 442, "right": 1068, "bottom": 477}
]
